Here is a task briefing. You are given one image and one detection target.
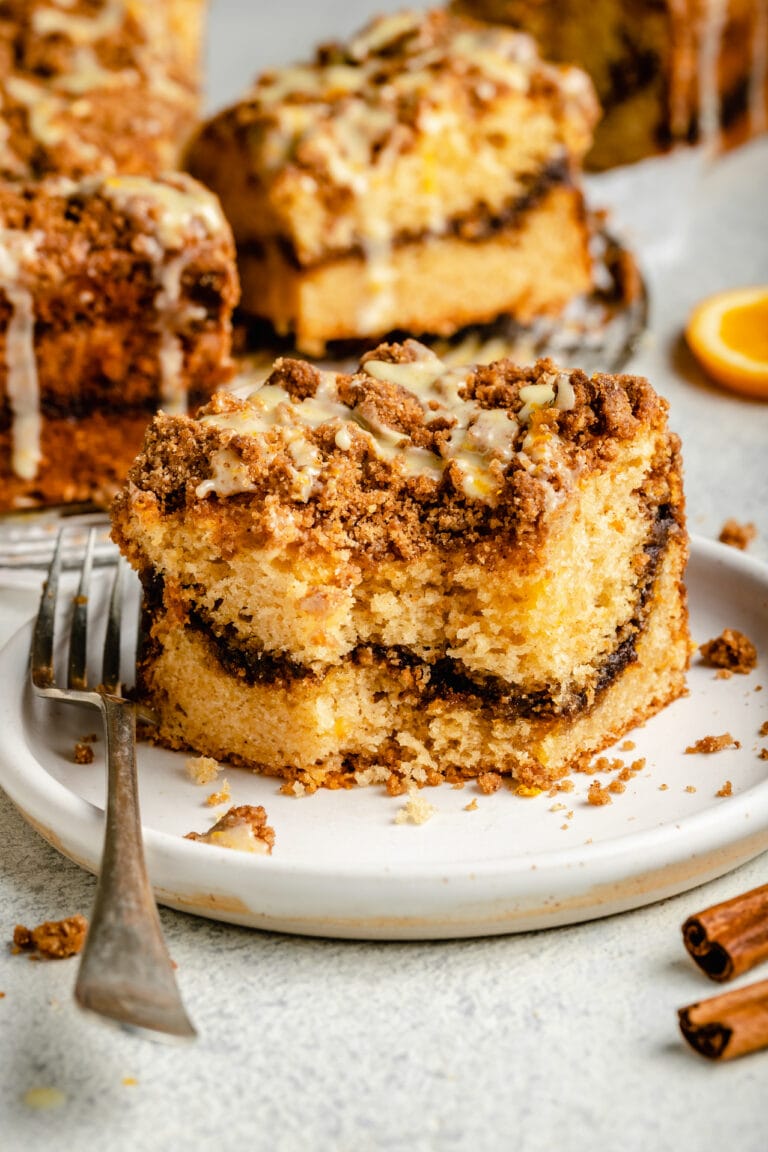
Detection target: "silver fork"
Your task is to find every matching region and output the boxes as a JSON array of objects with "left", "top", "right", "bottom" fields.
[{"left": 31, "top": 528, "right": 196, "bottom": 1042}]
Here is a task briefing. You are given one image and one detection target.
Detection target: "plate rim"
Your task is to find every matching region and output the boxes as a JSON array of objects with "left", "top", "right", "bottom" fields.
[{"left": 1, "top": 534, "right": 767, "bottom": 933}]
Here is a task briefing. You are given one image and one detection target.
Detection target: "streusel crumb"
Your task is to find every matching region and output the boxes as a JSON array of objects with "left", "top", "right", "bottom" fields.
[
  {"left": 716, "top": 780, "right": 733, "bottom": 798},
  {"left": 718, "top": 520, "right": 757, "bottom": 550},
  {"left": 12, "top": 915, "right": 87, "bottom": 959},
  {"left": 73, "top": 742, "right": 94, "bottom": 764},
  {"left": 685, "top": 733, "right": 741, "bottom": 754},
  {"left": 699, "top": 629, "right": 758, "bottom": 674},
  {"left": 587, "top": 781, "right": 612, "bottom": 806}
]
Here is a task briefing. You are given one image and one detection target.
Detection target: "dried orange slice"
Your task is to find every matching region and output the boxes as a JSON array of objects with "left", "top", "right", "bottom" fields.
[{"left": 686, "top": 286, "right": 768, "bottom": 399}]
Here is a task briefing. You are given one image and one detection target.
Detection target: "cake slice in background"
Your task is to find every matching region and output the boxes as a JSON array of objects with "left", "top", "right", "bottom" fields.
[
  {"left": 0, "top": 0, "right": 206, "bottom": 180},
  {"left": 451, "top": 0, "right": 768, "bottom": 169},
  {"left": 186, "top": 9, "right": 601, "bottom": 355},
  {"left": 0, "top": 172, "right": 239, "bottom": 511},
  {"left": 112, "top": 340, "right": 689, "bottom": 795}
]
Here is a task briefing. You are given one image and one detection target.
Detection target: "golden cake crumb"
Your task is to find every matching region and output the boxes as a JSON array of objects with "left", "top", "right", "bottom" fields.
[
  {"left": 587, "top": 781, "right": 612, "bottom": 806},
  {"left": 630, "top": 758, "right": 646, "bottom": 772},
  {"left": 659, "top": 783, "right": 669, "bottom": 790},
  {"left": 464, "top": 799, "right": 478, "bottom": 811},
  {"left": 619, "top": 740, "right": 636, "bottom": 751},
  {"left": 716, "top": 780, "right": 733, "bottom": 797},
  {"left": 715, "top": 668, "right": 733, "bottom": 679},
  {"left": 550, "top": 802, "right": 567, "bottom": 812},
  {"left": 185, "top": 805, "right": 275, "bottom": 853},
  {"left": 557, "top": 779, "right": 575, "bottom": 793},
  {"left": 73, "top": 741, "right": 94, "bottom": 764},
  {"left": 758, "top": 748, "right": 768, "bottom": 761},
  {"left": 12, "top": 915, "right": 87, "bottom": 959},
  {"left": 686, "top": 733, "right": 741, "bottom": 754},
  {"left": 759, "top": 721, "right": 768, "bottom": 737},
  {"left": 699, "top": 629, "right": 758, "bottom": 674},
  {"left": 515, "top": 785, "right": 543, "bottom": 798},
  {"left": 609, "top": 779, "right": 626, "bottom": 794},
  {"left": 185, "top": 755, "right": 221, "bottom": 785},
  {"left": 685, "top": 785, "right": 697, "bottom": 793},
  {"left": 718, "top": 519, "right": 757, "bottom": 550},
  {"left": 206, "top": 780, "right": 231, "bottom": 806},
  {"left": 395, "top": 789, "right": 436, "bottom": 825}
]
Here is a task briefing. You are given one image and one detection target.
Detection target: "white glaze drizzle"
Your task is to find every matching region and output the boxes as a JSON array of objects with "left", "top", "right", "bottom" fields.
[
  {"left": 100, "top": 175, "right": 226, "bottom": 413},
  {"left": 0, "top": 230, "right": 43, "bottom": 480},
  {"left": 697, "top": 0, "right": 729, "bottom": 149},
  {"left": 197, "top": 343, "right": 576, "bottom": 505}
]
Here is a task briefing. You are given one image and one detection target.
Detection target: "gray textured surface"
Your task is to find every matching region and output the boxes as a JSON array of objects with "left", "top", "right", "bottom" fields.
[{"left": 1, "top": 2, "right": 768, "bottom": 1148}]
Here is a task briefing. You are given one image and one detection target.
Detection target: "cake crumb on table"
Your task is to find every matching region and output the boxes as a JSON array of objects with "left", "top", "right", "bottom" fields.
[
  {"left": 718, "top": 519, "right": 757, "bottom": 550},
  {"left": 12, "top": 915, "right": 87, "bottom": 959},
  {"left": 619, "top": 740, "right": 636, "bottom": 752},
  {"left": 699, "top": 629, "right": 758, "bottom": 674},
  {"left": 73, "top": 741, "right": 94, "bottom": 764},
  {"left": 716, "top": 781, "right": 733, "bottom": 797},
  {"left": 686, "top": 733, "right": 741, "bottom": 754},
  {"left": 587, "top": 781, "right": 612, "bottom": 806},
  {"left": 185, "top": 805, "right": 275, "bottom": 854},
  {"left": 685, "top": 785, "right": 697, "bottom": 793},
  {"left": 395, "top": 789, "right": 436, "bottom": 825},
  {"left": 760, "top": 721, "right": 768, "bottom": 737},
  {"left": 185, "top": 755, "right": 221, "bottom": 785},
  {"left": 759, "top": 749, "right": 768, "bottom": 761},
  {"left": 464, "top": 799, "right": 478, "bottom": 812}
]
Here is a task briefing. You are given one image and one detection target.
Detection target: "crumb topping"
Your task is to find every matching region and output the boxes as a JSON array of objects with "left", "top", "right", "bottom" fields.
[
  {"left": 119, "top": 340, "right": 671, "bottom": 562},
  {"left": 699, "top": 629, "right": 758, "bottom": 674},
  {"left": 716, "top": 780, "right": 733, "bottom": 797}
]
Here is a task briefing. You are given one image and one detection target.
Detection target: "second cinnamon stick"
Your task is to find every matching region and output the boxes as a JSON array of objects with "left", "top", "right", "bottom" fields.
[
  {"left": 679, "top": 979, "right": 768, "bottom": 1060},
  {"left": 682, "top": 883, "right": 768, "bottom": 982}
]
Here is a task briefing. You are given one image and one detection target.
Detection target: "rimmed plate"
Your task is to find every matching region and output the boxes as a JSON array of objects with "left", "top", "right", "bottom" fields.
[{"left": 0, "top": 536, "right": 766, "bottom": 940}]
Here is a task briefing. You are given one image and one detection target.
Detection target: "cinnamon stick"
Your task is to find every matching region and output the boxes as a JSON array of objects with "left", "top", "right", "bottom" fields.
[
  {"left": 678, "top": 980, "right": 768, "bottom": 1060},
  {"left": 682, "top": 883, "right": 768, "bottom": 982}
]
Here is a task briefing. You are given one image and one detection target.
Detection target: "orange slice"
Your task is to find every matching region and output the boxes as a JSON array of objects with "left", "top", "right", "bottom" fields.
[{"left": 686, "top": 286, "right": 768, "bottom": 399}]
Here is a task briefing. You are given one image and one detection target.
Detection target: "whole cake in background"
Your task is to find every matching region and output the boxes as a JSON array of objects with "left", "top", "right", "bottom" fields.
[
  {"left": 112, "top": 341, "right": 690, "bottom": 794},
  {"left": 0, "top": 0, "right": 206, "bottom": 180},
  {"left": 0, "top": 173, "right": 239, "bottom": 512},
  {"left": 451, "top": 0, "right": 768, "bottom": 169},
  {"left": 186, "top": 9, "right": 602, "bottom": 356}
]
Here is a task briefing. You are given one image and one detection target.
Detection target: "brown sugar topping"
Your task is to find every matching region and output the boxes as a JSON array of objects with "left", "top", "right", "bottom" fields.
[
  {"left": 699, "top": 629, "right": 758, "bottom": 675},
  {"left": 12, "top": 915, "right": 88, "bottom": 959}
]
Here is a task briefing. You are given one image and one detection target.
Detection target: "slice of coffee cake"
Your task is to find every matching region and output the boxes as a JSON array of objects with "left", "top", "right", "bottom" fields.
[
  {"left": 186, "top": 9, "right": 599, "bottom": 355},
  {"left": 0, "top": 172, "right": 239, "bottom": 511},
  {"left": 113, "top": 340, "right": 689, "bottom": 794}
]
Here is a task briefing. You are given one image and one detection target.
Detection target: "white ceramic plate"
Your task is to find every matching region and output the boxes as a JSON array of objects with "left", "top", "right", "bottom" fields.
[{"left": 0, "top": 536, "right": 767, "bottom": 940}]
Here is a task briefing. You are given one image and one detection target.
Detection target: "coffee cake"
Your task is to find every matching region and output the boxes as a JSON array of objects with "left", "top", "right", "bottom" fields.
[
  {"left": 186, "top": 9, "right": 599, "bottom": 355},
  {"left": 112, "top": 340, "right": 690, "bottom": 793}
]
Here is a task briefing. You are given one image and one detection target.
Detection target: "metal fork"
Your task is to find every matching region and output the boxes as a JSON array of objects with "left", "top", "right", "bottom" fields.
[{"left": 30, "top": 528, "right": 196, "bottom": 1042}]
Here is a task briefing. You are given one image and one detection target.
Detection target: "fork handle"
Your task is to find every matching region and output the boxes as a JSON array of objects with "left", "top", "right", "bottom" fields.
[{"left": 74, "top": 697, "right": 196, "bottom": 1040}]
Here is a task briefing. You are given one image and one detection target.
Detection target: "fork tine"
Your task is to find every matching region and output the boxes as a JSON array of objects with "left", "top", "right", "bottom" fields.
[
  {"left": 67, "top": 527, "right": 96, "bottom": 691},
  {"left": 31, "top": 527, "right": 65, "bottom": 690},
  {"left": 101, "top": 558, "right": 124, "bottom": 696}
]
